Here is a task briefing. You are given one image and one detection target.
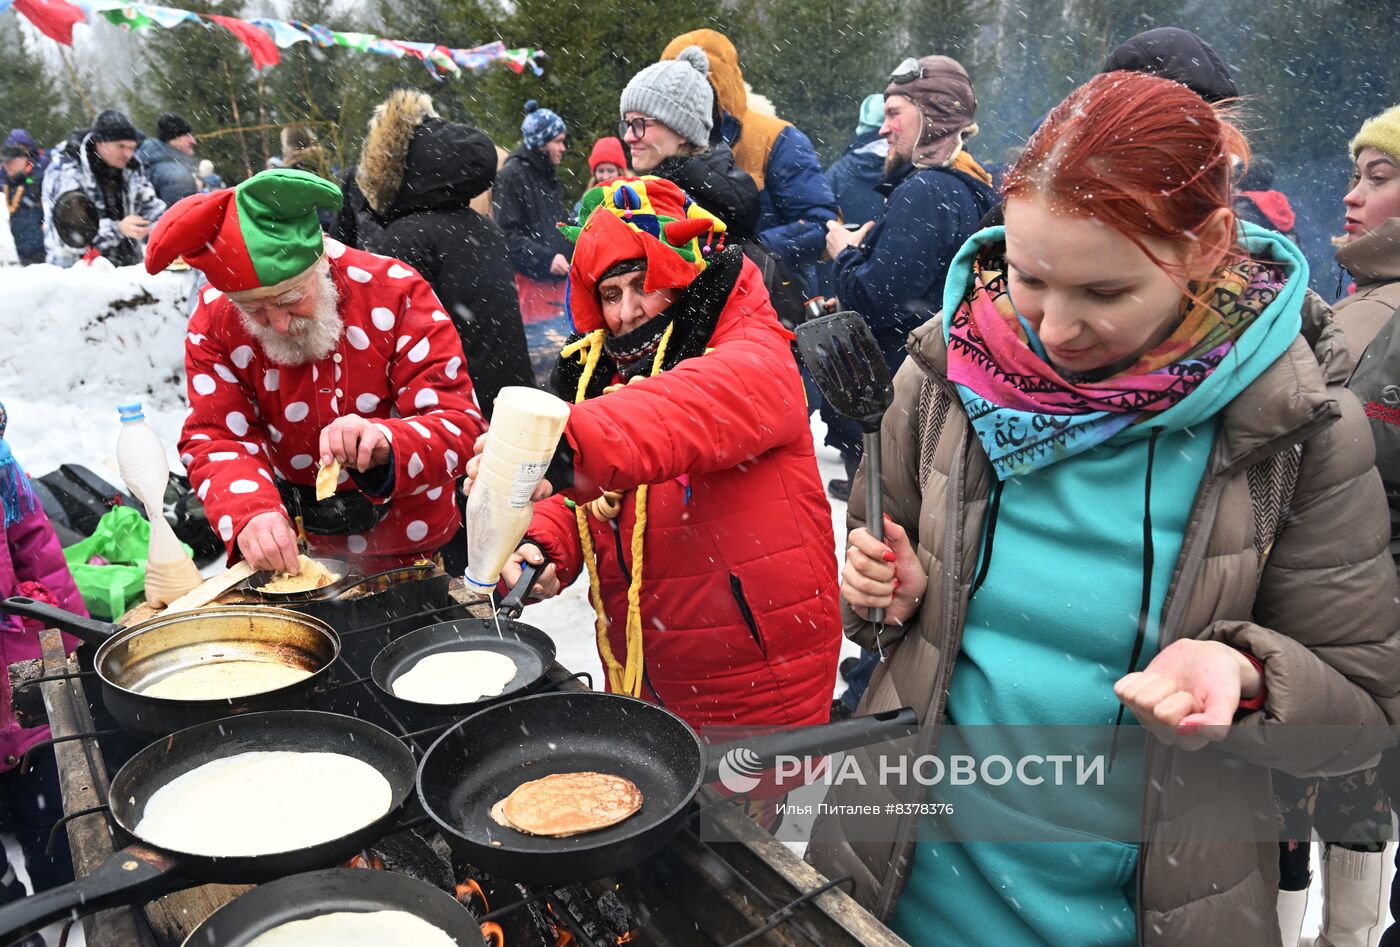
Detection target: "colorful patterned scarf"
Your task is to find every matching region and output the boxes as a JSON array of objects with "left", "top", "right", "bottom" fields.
[
  {"left": 947, "top": 247, "right": 1287, "bottom": 478},
  {"left": 0, "top": 401, "right": 40, "bottom": 529}
]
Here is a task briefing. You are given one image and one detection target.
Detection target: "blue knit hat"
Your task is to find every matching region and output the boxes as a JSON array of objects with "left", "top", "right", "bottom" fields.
[
  {"left": 521, "top": 100, "right": 566, "bottom": 150},
  {"left": 856, "top": 93, "right": 885, "bottom": 135}
]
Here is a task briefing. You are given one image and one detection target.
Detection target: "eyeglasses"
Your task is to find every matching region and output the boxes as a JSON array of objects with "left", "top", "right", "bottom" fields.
[
  {"left": 617, "top": 117, "right": 662, "bottom": 141},
  {"left": 889, "top": 57, "right": 923, "bottom": 84}
]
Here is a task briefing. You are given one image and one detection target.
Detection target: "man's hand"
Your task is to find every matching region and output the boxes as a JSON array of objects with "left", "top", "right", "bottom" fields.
[
  {"left": 549, "top": 253, "right": 571, "bottom": 278},
  {"left": 500, "top": 543, "right": 561, "bottom": 600},
  {"left": 1114, "top": 640, "right": 1261, "bottom": 752},
  {"left": 824, "top": 219, "right": 873, "bottom": 260},
  {"left": 117, "top": 215, "right": 151, "bottom": 240},
  {"left": 237, "top": 511, "right": 300, "bottom": 574},
  {"left": 319, "top": 415, "right": 391, "bottom": 472},
  {"left": 461, "top": 433, "right": 553, "bottom": 501}
]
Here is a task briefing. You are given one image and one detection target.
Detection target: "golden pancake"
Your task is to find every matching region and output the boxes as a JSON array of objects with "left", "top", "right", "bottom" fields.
[
  {"left": 315, "top": 460, "right": 341, "bottom": 501},
  {"left": 496, "top": 772, "right": 642, "bottom": 837},
  {"left": 255, "top": 555, "right": 340, "bottom": 594}
]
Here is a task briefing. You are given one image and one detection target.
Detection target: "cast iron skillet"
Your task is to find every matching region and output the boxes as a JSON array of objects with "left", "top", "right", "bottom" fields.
[
  {"left": 370, "top": 560, "right": 554, "bottom": 717},
  {"left": 418, "top": 691, "right": 918, "bottom": 885},
  {"left": 0, "top": 597, "right": 339, "bottom": 738},
  {"left": 181, "top": 868, "right": 490, "bottom": 947},
  {"left": 0, "top": 710, "right": 418, "bottom": 944}
]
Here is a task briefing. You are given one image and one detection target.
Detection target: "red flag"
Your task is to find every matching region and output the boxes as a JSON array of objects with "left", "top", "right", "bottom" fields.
[
  {"left": 207, "top": 13, "right": 281, "bottom": 69},
  {"left": 12, "top": 0, "right": 86, "bottom": 44}
]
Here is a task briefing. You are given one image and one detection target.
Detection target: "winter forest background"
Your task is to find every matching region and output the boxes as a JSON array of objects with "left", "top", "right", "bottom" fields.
[{"left": 3, "top": 0, "right": 1398, "bottom": 294}]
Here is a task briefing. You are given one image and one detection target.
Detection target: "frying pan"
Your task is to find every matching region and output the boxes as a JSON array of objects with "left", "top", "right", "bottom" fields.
[
  {"left": 370, "top": 560, "right": 554, "bottom": 717},
  {"left": 242, "top": 556, "right": 355, "bottom": 603},
  {"left": 0, "top": 710, "right": 418, "bottom": 945},
  {"left": 182, "top": 868, "right": 490, "bottom": 947},
  {"left": 418, "top": 692, "right": 917, "bottom": 885},
  {"left": 0, "top": 597, "right": 339, "bottom": 738}
]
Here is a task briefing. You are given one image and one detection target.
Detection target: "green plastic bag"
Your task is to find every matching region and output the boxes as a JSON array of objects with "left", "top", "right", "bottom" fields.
[{"left": 62, "top": 505, "right": 194, "bottom": 620}]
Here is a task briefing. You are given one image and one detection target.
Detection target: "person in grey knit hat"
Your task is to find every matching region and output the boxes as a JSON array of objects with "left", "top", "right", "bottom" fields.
[
  {"left": 620, "top": 46, "right": 714, "bottom": 152},
  {"left": 616, "top": 46, "right": 759, "bottom": 238}
]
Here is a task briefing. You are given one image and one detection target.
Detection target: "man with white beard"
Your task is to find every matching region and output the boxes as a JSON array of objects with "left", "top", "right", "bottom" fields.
[{"left": 145, "top": 169, "right": 485, "bottom": 573}]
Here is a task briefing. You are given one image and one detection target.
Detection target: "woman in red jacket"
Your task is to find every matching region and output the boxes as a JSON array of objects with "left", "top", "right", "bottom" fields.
[{"left": 470, "top": 176, "right": 841, "bottom": 730}]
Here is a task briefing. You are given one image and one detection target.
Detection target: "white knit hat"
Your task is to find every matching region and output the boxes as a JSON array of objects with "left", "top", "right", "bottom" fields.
[{"left": 619, "top": 46, "right": 714, "bottom": 148}]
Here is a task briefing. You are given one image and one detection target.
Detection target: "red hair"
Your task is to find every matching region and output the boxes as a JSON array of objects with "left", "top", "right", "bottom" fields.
[{"left": 1004, "top": 71, "right": 1249, "bottom": 276}]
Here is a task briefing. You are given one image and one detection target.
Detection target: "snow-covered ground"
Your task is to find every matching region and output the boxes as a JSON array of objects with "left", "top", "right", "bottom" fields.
[{"left": 0, "top": 259, "right": 1371, "bottom": 942}]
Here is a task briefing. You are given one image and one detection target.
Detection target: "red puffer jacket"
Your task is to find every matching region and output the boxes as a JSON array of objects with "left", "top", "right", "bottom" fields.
[{"left": 526, "top": 249, "right": 841, "bottom": 729}]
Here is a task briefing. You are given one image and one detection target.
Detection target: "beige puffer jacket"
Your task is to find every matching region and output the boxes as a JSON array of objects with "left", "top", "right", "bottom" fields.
[{"left": 806, "top": 297, "right": 1400, "bottom": 946}]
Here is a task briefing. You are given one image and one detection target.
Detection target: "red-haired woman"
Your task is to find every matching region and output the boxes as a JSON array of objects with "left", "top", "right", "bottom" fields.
[{"left": 806, "top": 71, "right": 1400, "bottom": 945}]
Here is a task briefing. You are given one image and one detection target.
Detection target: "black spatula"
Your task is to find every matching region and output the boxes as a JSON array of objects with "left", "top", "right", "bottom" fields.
[{"left": 796, "top": 310, "right": 895, "bottom": 624}]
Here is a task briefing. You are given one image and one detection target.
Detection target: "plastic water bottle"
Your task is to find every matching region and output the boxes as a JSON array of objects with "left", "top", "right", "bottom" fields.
[
  {"left": 116, "top": 402, "right": 201, "bottom": 605},
  {"left": 464, "top": 387, "right": 571, "bottom": 593}
]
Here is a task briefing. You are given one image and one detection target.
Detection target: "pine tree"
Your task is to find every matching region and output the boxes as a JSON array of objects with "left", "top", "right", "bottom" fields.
[
  {"left": 729, "top": 0, "right": 899, "bottom": 163},
  {"left": 0, "top": 12, "right": 83, "bottom": 148},
  {"left": 135, "top": 0, "right": 264, "bottom": 182}
]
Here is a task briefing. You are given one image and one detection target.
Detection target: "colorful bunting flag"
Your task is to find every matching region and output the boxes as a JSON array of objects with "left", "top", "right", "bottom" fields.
[
  {"left": 248, "top": 16, "right": 310, "bottom": 48},
  {"left": 13, "top": 0, "right": 86, "bottom": 43},
  {"left": 7, "top": 0, "right": 542, "bottom": 79},
  {"left": 207, "top": 11, "right": 278, "bottom": 68}
]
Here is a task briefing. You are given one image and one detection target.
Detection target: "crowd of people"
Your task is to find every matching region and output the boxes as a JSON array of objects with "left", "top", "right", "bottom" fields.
[{"left": 3, "top": 20, "right": 1400, "bottom": 947}]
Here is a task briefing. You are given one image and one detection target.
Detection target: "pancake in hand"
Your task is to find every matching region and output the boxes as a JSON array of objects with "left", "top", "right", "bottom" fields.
[
  {"left": 492, "top": 772, "right": 642, "bottom": 837},
  {"left": 255, "top": 554, "right": 339, "bottom": 594},
  {"left": 315, "top": 459, "right": 341, "bottom": 501}
]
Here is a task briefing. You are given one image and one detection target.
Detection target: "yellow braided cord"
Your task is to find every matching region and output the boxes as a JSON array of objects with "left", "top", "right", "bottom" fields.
[
  {"left": 616, "top": 321, "right": 676, "bottom": 696},
  {"left": 562, "top": 328, "right": 627, "bottom": 692},
  {"left": 572, "top": 322, "right": 676, "bottom": 698},
  {"left": 576, "top": 504, "right": 625, "bottom": 693}
]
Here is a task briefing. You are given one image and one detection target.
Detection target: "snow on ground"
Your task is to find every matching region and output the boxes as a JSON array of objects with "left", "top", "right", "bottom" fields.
[{"left": 1, "top": 261, "right": 197, "bottom": 484}]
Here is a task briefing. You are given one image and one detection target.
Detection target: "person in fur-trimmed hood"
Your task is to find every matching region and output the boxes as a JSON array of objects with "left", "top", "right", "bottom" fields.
[
  {"left": 464, "top": 176, "right": 841, "bottom": 731},
  {"left": 350, "top": 89, "right": 533, "bottom": 417}
]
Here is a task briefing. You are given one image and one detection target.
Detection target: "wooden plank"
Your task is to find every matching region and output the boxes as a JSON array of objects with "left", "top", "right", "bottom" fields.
[{"left": 38, "top": 628, "right": 149, "bottom": 947}]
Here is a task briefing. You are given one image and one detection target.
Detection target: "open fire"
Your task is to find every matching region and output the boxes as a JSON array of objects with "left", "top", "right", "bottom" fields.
[{"left": 346, "top": 834, "right": 637, "bottom": 947}]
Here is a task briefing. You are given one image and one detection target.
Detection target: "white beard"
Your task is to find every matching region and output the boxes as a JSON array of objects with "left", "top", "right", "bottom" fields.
[{"left": 240, "top": 270, "right": 343, "bottom": 366}]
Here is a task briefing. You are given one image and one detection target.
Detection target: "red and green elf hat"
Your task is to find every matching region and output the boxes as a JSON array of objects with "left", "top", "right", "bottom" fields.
[
  {"left": 145, "top": 169, "right": 343, "bottom": 296},
  {"left": 559, "top": 176, "right": 726, "bottom": 332}
]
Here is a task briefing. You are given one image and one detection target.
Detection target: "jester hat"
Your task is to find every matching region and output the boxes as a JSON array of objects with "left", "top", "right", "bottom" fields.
[
  {"left": 559, "top": 176, "right": 726, "bottom": 332},
  {"left": 145, "top": 169, "right": 343, "bottom": 297}
]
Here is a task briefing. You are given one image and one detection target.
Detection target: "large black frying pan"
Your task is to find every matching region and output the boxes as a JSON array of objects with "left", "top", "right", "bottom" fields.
[
  {"left": 419, "top": 692, "right": 918, "bottom": 885},
  {"left": 182, "top": 868, "right": 490, "bottom": 947},
  {"left": 0, "top": 710, "right": 417, "bottom": 945},
  {"left": 370, "top": 561, "right": 554, "bottom": 717},
  {"left": 0, "top": 597, "right": 339, "bottom": 738}
]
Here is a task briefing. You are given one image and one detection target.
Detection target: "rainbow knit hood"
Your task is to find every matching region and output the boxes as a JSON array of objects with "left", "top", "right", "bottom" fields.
[{"left": 559, "top": 176, "right": 726, "bottom": 332}]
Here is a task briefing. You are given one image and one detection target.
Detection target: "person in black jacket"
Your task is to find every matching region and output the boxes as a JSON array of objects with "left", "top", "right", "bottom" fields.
[
  {"left": 351, "top": 89, "right": 534, "bottom": 418},
  {"left": 618, "top": 46, "right": 760, "bottom": 238},
  {"left": 494, "top": 101, "right": 572, "bottom": 283}
]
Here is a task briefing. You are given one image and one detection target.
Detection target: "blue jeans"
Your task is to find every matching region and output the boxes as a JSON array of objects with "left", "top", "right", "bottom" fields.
[{"left": 840, "top": 649, "right": 879, "bottom": 712}]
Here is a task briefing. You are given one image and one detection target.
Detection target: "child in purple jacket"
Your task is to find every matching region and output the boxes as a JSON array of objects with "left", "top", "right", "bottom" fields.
[{"left": 0, "top": 401, "right": 82, "bottom": 906}]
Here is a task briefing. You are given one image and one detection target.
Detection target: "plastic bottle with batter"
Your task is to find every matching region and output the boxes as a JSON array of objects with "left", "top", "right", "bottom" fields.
[
  {"left": 464, "top": 387, "right": 571, "bottom": 592},
  {"left": 116, "top": 402, "right": 202, "bottom": 605}
]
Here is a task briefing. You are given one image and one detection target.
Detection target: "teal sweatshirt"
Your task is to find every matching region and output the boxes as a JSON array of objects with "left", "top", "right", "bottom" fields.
[{"left": 890, "top": 225, "right": 1307, "bottom": 946}]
